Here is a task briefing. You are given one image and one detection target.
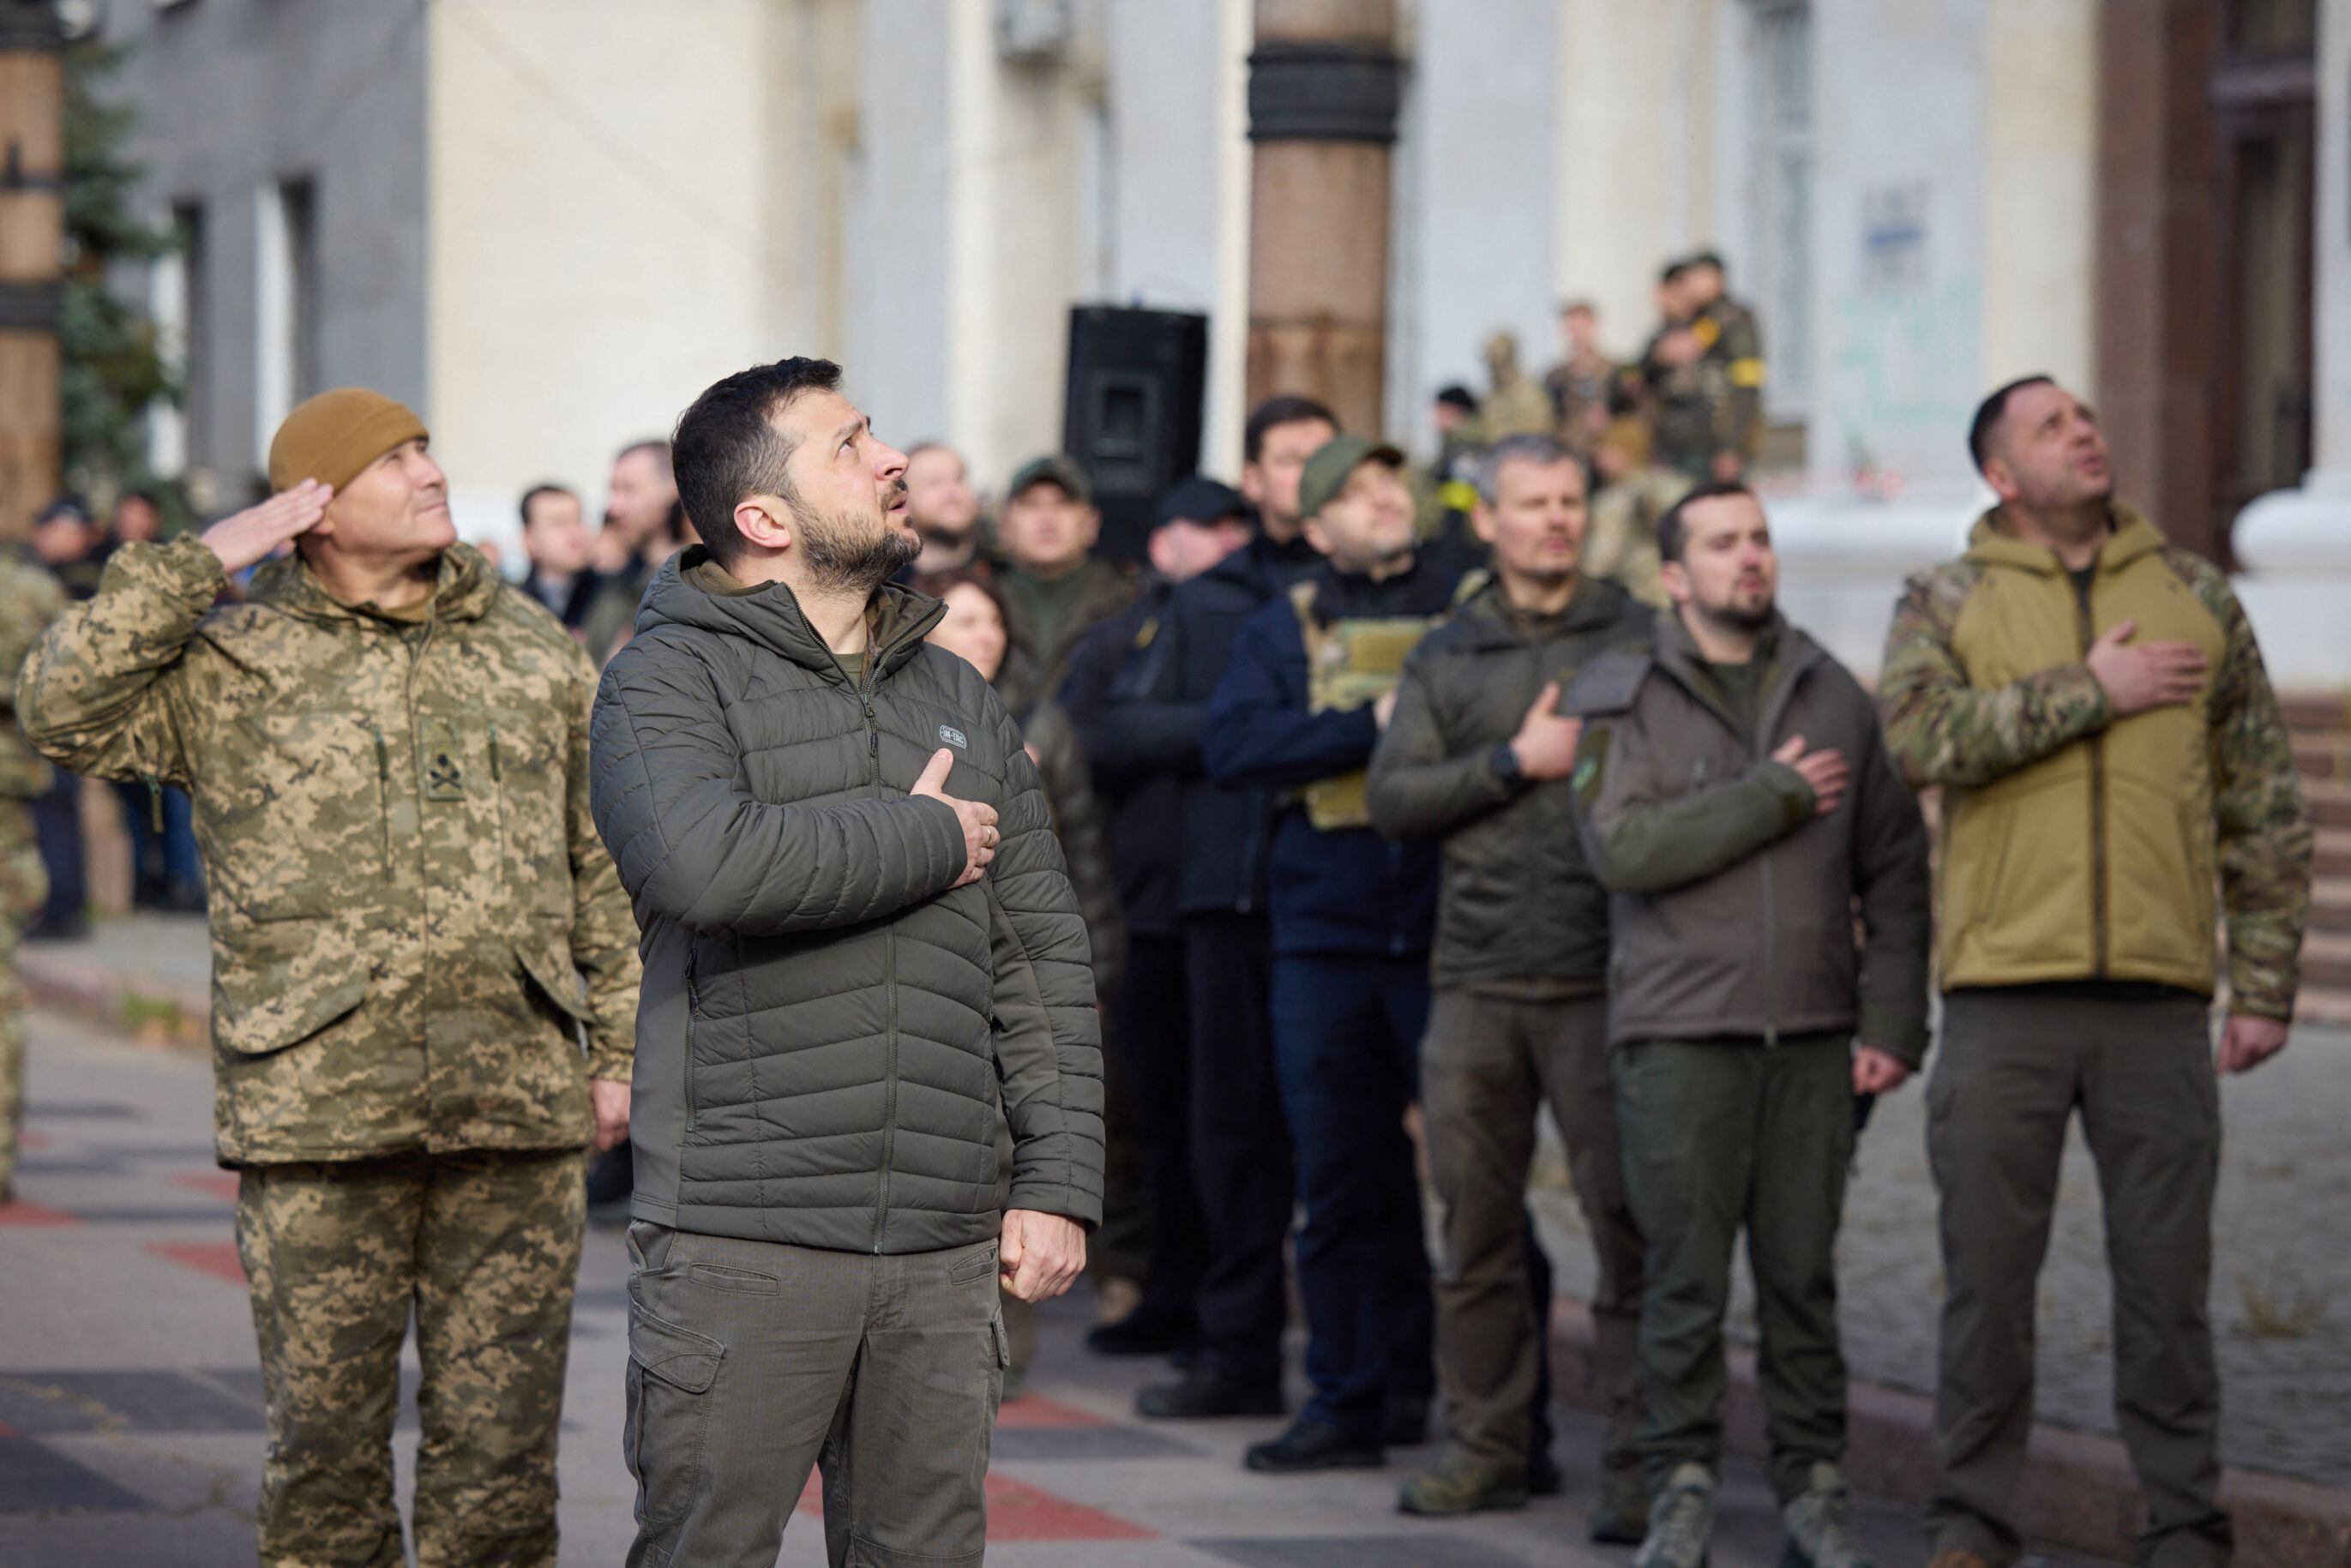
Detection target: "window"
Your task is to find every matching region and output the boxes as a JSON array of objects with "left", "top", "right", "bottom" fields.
[
  {"left": 253, "top": 177, "right": 316, "bottom": 468},
  {"left": 1746, "top": 0, "right": 1813, "bottom": 419}
]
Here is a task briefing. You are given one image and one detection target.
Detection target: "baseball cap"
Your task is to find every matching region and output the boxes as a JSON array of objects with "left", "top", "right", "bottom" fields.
[
  {"left": 1005, "top": 454, "right": 1093, "bottom": 506},
  {"left": 1296, "top": 435, "right": 1407, "bottom": 522},
  {"left": 1156, "top": 476, "right": 1250, "bottom": 530}
]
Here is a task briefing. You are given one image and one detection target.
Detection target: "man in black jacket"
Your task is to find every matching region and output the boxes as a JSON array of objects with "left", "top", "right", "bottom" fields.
[
  {"left": 591, "top": 357, "right": 1104, "bottom": 1566},
  {"left": 1125, "top": 396, "right": 1338, "bottom": 1421},
  {"left": 1368, "top": 434, "right": 1650, "bottom": 1532},
  {"left": 1202, "top": 435, "right": 1458, "bottom": 1474},
  {"left": 1059, "top": 476, "right": 1254, "bottom": 1357}
]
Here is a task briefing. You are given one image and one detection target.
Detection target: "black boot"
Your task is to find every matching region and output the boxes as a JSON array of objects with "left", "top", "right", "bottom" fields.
[
  {"left": 1244, "top": 1418, "right": 1383, "bottom": 1473},
  {"left": 1136, "top": 1366, "right": 1284, "bottom": 1420}
]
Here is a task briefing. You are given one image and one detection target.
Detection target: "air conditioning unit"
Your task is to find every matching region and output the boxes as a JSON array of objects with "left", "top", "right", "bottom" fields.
[{"left": 995, "top": 0, "right": 1072, "bottom": 63}]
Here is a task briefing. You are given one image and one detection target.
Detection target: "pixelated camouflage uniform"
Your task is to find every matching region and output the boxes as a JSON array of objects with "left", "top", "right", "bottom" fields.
[
  {"left": 0, "top": 556, "right": 64, "bottom": 1199},
  {"left": 1877, "top": 502, "right": 2312, "bottom": 1566},
  {"left": 18, "top": 536, "right": 641, "bottom": 1568}
]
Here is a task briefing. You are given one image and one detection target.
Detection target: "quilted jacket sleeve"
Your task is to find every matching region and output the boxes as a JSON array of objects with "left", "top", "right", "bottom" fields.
[
  {"left": 590, "top": 634, "right": 970, "bottom": 935},
  {"left": 982, "top": 690, "right": 1106, "bottom": 1229}
]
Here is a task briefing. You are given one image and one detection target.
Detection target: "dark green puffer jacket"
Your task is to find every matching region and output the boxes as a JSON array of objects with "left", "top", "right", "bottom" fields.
[{"left": 590, "top": 550, "right": 1104, "bottom": 1253}]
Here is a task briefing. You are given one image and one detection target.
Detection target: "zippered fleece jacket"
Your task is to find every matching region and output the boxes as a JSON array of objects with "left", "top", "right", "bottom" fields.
[
  {"left": 1567, "top": 610, "right": 1933, "bottom": 1060},
  {"left": 590, "top": 550, "right": 1104, "bottom": 1253},
  {"left": 1878, "top": 504, "right": 2312, "bottom": 1018}
]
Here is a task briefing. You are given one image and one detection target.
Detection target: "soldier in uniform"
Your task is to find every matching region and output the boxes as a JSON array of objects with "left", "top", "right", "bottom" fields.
[
  {"left": 1681, "top": 252, "right": 1767, "bottom": 482},
  {"left": 1639, "top": 263, "right": 1717, "bottom": 482},
  {"left": 0, "top": 555, "right": 65, "bottom": 1202},
  {"left": 18, "top": 388, "right": 642, "bottom": 1568}
]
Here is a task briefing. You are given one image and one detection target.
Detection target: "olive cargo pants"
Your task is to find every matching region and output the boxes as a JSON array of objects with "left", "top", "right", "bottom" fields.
[
  {"left": 623, "top": 1223, "right": 1007, "bottom": 1568},
  {"left": 1927, "top": 988, "right": 2229, "bottom": 1568},
  {"left": 1614, "top": 1034, "right": 1855, "bottom": 1501},
  {"left": 1421, "top": 988, "right": 1642, "bottom": 1478},
  {"left": 236, "top": 1148, "right": 586, "bottom": 1568}
]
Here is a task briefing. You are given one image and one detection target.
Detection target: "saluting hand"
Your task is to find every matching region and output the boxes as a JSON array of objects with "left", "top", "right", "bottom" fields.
[
  {"left": 201, "top": 480, "right": 334, "bottom": 575},
  {"left": 911, "top": 748, "right": 999, "bottom": 887}
]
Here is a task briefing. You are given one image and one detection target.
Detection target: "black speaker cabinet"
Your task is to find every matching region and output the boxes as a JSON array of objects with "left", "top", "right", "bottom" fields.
[{"left": 1061, "top": 306, "right": 1210, "bottom": 562}]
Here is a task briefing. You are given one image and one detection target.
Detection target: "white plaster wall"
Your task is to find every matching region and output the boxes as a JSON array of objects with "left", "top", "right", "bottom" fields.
[
  {"left": 426, "top": 0, "right": 809, "bottom": 556},
  {"left": 1980, "top": 0, "right": 2096, "bottom": 400},
  {"left": 849, "top": 0, "right": 959, "bottom": 454},
  {"left": 1554, "top": 0, "right": 1722, "bottom": 366},
  {"left": 1808, "top": 0, "right": 1990, "bottom": 492},
  {"left": 1390, "top": 0, "right": 1561, "bottom": 448}
]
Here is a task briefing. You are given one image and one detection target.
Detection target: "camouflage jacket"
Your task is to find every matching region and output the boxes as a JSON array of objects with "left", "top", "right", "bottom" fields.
[
  {"left": 18, "top": 538, "right": 642, "bottom": 1162},
  {"left": 0, "top": 556, "right": 66, "bottom": 800},
  {"left": 1878, "top": 505, "right": 2312, "bottom": 1018}
]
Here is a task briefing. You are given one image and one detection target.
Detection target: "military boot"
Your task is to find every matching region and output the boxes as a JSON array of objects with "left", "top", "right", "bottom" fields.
[
  {"left": 1781, "top": 1462, "right": 1871, "bottom": 1568},
  {"left": 1633, "top": 1463, "right": 1717, "bottom": 1568},
  {"left": 1589, "top": 1466, "right": 1651, "bottom": 1545},
  {"left": 1396, "top": 1451, "right": 1527, "bottom": 1517}
]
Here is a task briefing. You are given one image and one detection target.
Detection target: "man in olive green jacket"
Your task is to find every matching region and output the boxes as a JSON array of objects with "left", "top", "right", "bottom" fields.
[
  {"left": 1571, "top": 482, "right": 1929, "bottom": 1568},
  {"left": 1879, "top": 378, "right": 2312, "bottom": 1568},
  {"left": 1367, "top": 434, "right": 1650, "bottom": 1534},
  {"left": 19, "top": 389, "right": 641, "bottom": 1568}
]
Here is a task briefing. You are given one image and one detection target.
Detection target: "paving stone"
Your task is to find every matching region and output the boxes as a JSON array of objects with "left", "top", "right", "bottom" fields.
[
  {"left": 0, "top": 1370, "right": 266, "bottom": 1434},
  {"left": 995, "top": 1425, "right": 1197, "bottom": 1462},
  {"left": 0, "top": 1435, "right": 154, "bottom": 1511}
]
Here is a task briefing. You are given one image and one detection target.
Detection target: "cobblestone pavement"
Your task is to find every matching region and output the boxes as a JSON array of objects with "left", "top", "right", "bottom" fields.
[
  {"left": 1530, "top": 1020, "right": 2351, "bottom": 1490},
  {"left": 0, "top": 1008, "right": 2127, "bottom": 1567}
]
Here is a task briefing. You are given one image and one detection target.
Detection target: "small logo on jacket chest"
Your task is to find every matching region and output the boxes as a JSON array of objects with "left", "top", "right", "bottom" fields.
[{"left": 939, "top": 724, "right": 968, "bottom": 749}]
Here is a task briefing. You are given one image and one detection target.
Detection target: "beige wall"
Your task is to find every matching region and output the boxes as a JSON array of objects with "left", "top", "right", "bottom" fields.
[
  {"left": 426, "top": 0, "right": 842, "bottom": 538},
  {"left": 1981, "top": 0, "right": 2096, "bottom": 400}
]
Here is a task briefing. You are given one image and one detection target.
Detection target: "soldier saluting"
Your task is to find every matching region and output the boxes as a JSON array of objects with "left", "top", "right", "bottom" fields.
[{"left": 18, "top": 388, "right": 641, "bottom": 1568}]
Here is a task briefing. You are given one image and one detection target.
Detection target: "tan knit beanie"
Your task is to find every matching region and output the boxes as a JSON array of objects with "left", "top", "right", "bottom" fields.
[{"left": 266, "top": 388, "right": 429, "bottom": 494}]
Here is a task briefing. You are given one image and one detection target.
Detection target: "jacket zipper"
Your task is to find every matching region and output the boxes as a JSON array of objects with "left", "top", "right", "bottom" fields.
[
  {"left": 682, "top": 946, "right": 700, "bottom": 1136},
  {"left": 860, "top": 659, "right": 900, "bottom": 1254},
  {"left": 2074, "top": 580, "right": 2110, "bottom": 975}
]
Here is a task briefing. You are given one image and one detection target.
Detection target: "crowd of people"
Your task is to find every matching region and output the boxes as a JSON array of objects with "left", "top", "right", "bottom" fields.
[{"left": 0, "top": 287, "right": 2315, "bottom": 1567}]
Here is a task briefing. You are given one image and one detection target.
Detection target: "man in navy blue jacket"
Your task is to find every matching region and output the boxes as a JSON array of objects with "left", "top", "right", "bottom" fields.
[
  {"left": 1202, "top": 435, "right": 1459, "bottom": 1472},
  {"left": 1059, "top": 477, "right": 1255, "bottom": 1358},
  {"left": 1118, "top": 398, "right": 1337, "bottom": 1421}
]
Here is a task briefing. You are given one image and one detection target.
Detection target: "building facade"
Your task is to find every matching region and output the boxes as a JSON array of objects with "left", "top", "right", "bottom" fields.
[{"left": 104, "top": 0, "right": 2346, "bottom": 679}]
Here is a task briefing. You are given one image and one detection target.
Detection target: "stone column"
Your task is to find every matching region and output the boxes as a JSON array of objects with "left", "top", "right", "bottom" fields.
[
  {"left": 0, "top": 0, "right": 62, "bottom": 542},
  {"left": 1245, "top": 0, "right": 1399, "bottom": 438}
]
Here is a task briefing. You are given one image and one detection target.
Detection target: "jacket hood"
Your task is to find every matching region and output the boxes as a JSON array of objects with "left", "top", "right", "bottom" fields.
[
  {"left": 247, "top": 541, "right": 502, "bottom": 627},
  {"left": 1964, "top": 501, "right": 2164, "bottom": 579},
  {"left": 1448, "top": 572, "right": 1635, "bottom": 651},
  {"left": 635, "top": 545, "right": 947, "bottom": 682}
]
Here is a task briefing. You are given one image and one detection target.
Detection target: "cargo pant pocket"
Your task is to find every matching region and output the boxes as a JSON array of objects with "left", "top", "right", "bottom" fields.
[{"left": 624, "top": 1306, "right": 724, "bottom": 1531}]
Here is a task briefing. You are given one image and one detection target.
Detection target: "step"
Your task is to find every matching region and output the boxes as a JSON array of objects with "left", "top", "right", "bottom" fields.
[
  {"left": 2292, "top": 731, "right": 2346, "bottom": 780},
  {"left": 2318, "top": 829, "right": 2351, "bottom": 880},
  {"left": 2300, "top": 929, "right": 2351, "bottom": 993},
  {"left": 2309, "top": 781, "right": 2351, "bottom": 832},
  {"left": 2277, "top": 691, "right": 2348, "bottom": 733},
  {"left": 2312, "top": 883, "right": 2351, "bottom": 936}
]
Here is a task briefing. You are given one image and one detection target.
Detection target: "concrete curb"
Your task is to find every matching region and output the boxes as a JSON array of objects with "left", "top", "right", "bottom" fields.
[
  {"left": 1548, "top": 1299, "right": 2351, "bottom": 1567},
  {"left": 21, "top": 948, "right": 209, "bottom": 1050}
]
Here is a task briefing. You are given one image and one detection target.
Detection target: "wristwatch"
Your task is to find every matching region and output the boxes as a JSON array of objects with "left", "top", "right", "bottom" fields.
[{"left": 1488, "top": 741, "right": 1524, "bottom": 786}]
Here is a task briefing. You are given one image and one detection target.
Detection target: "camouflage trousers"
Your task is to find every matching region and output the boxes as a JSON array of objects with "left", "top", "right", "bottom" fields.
[
  {"left": 0, "top": 800, "right": 48, "bottom": 1199},
  {"left": 235, "top": 1147, "right": 586, "bottom": 1568}
]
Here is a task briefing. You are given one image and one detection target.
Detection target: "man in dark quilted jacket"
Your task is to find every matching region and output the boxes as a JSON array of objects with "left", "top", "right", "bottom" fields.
[{"left": 591, "top": 357, "right": 1105, "bottom": 1568}]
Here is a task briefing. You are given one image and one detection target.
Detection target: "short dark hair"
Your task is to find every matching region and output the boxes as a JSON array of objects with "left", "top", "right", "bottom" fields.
[
  {"left": 1967, "top": 375, "right": 2055, "bottom": 475},
  {"left": 1476, "top": 433, "right": 1576, "bottom": 505},
  {"left": 1656, "top": 480, "right": 1758, "bottom": 565},
  {"left": 518, "top": 483, "right": 575, "bottom": 530},
  {"left": 615, "top": 438, "right": 674, "bottom": 481},
  {"left": 1243, "top": 394, "right": 1338, "bottom": 466},
  {"left": 670, "top": 357, "right": 843, "bottom": 565},
  {"left": 1658, "top": 261, "right": 1690, "bottom": 286},
  {"left": 1434, "top": 384, "right": 1477, "bottom": 414},
  {"left": 1685, "top": 250, "right": 1725, "bottom": 273}
]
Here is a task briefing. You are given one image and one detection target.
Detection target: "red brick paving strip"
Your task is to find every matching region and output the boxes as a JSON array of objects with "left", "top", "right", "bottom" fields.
[
  {"left": 794, "top": 1467, "right": 1155, "bottom": 1542},
  {"left": 145, "top": 1240, "right": 247, "bottom": 1284}
]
